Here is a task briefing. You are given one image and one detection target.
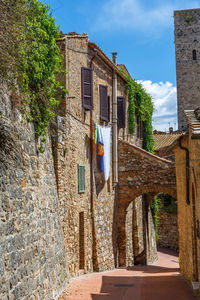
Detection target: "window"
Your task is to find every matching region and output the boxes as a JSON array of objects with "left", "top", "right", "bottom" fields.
[
  {"left": 117, "top": 97, "right": 126, "bottom": 128},
  {"left": 100, "top": 85, "right": 109, "bottom": 122},
  {"left": 136, "top": 115, "right": 143, "bottom": 139},
  {"left": 81, "top": 67, "right": 93, "bottom": 110},
  {"left": 78, "top": 164, "right": 85, "bottom": 193},
  {"left": 193, "top": 50, "right": 197, "bottom": 60}
]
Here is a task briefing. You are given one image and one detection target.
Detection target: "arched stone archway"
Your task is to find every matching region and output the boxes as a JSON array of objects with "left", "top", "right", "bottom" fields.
[{"left": 116, "top": 140, "right": 177, "bottom": 267}]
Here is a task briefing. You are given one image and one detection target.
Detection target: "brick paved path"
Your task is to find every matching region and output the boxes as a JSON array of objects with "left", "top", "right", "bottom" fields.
[{"left": 59, "top": 249, "right": 197, "bottom": 300}]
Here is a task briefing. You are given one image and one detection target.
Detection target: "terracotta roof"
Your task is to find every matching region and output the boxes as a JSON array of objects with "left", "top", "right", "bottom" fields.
[
  {"left": 153, "top": 133, "right": 183, "bottom": 150},
  {"left": 117, "top": 64, "right": 131, "bottom": 77},
  {"left": 88, "top": 42, "right": 128, "bottom": 83},
  {"left": 184, "top": 110, "right": 200, "bottom": 138},
  {"left": 59, "top": 33, "right": 128, "bottom": 83}
]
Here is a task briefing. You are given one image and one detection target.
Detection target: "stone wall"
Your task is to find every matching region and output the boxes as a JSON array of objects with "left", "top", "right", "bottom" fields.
[
  {"left": 126, "top": 202, "right": 134, "bottom": 266},
  {"left": 116, "top": 139, "right": 176, "bottom": 266},
  {"left": 118, "top": 140, "right": 177, "bottom": 202},
  {"left": 146, "top": 203, "right": 158, "bottom": 263},
  {"left": 174, "top": 8, "right": 200, "bottom": 130},
  {"left": 0, "top": 81, "right": 68, "bottom": 300},
  {"left": 133, "top": 197, "right": 145, "bottom": 264},
  {"left": 157, "top": 211, "right": 178, "bottom": 251}
]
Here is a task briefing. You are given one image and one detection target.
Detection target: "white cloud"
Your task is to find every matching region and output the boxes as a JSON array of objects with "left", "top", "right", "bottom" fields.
[
  {"left": 138, "top": 80, "right": 177, "bottom": 132},
  {"left": 94, "top": 0, "right": 200, "bottom": 33}
]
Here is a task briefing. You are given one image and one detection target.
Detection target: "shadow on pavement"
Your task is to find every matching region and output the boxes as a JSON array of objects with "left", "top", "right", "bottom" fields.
[
  {"left": 91, "top": 273, "right": 197, "bottom": 300},
  {"left": 126, "top": 265, "right": 179, "bottom": 273}
]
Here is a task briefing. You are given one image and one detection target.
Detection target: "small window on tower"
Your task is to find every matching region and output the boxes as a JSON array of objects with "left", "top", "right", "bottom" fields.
[{"left": 193, "top": 50, "right": 197, "bottom": 60}]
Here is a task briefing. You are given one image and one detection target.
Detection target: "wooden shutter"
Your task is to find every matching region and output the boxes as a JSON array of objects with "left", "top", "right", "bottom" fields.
[
  {"left": 81, "top": 67, "right": 93, "bottom": 110},
  {"left": 78, "top": 164, "right": 85, "bottom": 193},
  {"left": 100, "top": 85, "right": 109, "bottom": 121},
  {"left": 117, "top": 97, "right": 126, "bottom": 128},
  {"left": 136, "top": 115, "right": 143, "bottom": 139}
]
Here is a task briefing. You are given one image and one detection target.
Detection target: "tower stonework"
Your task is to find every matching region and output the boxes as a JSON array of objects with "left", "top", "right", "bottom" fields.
[{"left": 174, "top": 9, "right": 200, "bottom": 130}]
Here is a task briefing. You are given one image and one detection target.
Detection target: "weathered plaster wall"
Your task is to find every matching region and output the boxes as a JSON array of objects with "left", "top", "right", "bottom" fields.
[
  {"left": 174, "top": 8, "right": 200, "bottom": 130},
  {"left": 188, "top": 131, "right": 200, "bottom": 284},
  {"left": 157, "top": 211, "right": 178, "bottom": 251},
  {"left": 173, "top": 136, "right": 195, "bottom": 282},
  {"left": 0, "top": 81, "right": 68, "bottom": 300}
]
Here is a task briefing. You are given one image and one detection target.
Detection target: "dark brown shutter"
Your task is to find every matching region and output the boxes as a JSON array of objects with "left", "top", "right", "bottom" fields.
[
  {"left": 117, "top": 97, "right": 126, "bottom": 128},
  {"left": 81, "top": 67, "right": 93, "bottom": 110},
  {"left": 136, "top": 115, "right": 143, "bottom": 139},
  {"left": 100, "top": 85, "right": 109, "bottom": 121}
]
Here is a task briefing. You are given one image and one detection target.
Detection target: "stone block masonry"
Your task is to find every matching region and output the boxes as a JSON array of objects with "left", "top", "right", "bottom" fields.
[
  {"left": 0, "top": 81, "right": 68, "bottom": 300},
  {"left": 157, "top": 211, "right": 178, "bottom": 251},
  {"left": 55, "top": 34, "right": 129, "bottom": 278},
  {"left": 117, "top": 139, "right": 176, "bottom": 266},
  {"left": 174, "top": 8, "right": 200, "bottom": 130}
]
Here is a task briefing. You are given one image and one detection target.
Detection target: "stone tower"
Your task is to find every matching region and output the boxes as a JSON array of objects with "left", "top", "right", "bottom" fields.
[{"left": 174, "top": 8, "right": 200, "bottom": 130}]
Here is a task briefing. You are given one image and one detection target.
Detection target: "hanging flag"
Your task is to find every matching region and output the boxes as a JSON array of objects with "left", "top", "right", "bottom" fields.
[{"left": 97, "top": 125, "right": 104, "bottom": 172}]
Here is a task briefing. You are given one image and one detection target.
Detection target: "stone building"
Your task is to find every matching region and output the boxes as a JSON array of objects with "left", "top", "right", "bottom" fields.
[
  {"left": 153, "top": 130, "right": 182, "bottom": 161},
  {"left": 172, "top": 110, "right": 200, "bottom": 287},
  {"left": 54, "top": 33, "right": 155, "bottom": 278},
  {"left": 174, "top": 8, "right": 200, "bottom": 131}
]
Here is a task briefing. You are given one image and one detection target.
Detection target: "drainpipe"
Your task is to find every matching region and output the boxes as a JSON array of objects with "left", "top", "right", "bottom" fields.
[
  {"left": 112, "top": 52, "right": 118, "bottom": 184},
  {"left": 178, "top": 139, "right": 190, "bottom": 205}
]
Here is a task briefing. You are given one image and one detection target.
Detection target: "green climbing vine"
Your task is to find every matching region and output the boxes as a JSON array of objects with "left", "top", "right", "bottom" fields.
[
  {"left": 151, "top": 195, "right": 161, "bottom": 240},
  {"left": 119, "top": 70, "right": 154, "bottom": 153},
  {"left": 126, "top": 77, "right": 136, "bottom": 136},
  {"left": 119, "top": 69, "right": 158, "bottom": 233},
  {"left": 1, "top": 0, "right": 66, "bottom": 152}
]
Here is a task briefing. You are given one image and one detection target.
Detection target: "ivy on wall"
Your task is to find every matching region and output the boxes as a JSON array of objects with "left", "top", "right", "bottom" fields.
[
  {"left": 150, "top": 195, "right": 162, "bottom": 240},
  {"left": 119, "top": 70, "right": 158, "bottom": 232},
  {"left": 1, "top": 0, "right": 66, "bottom": 152},
  {"left": 119, "top": 70, "right": 154, "bottom": 153}
]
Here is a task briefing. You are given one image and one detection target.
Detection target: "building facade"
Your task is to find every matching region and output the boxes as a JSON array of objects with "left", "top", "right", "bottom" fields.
[
  {"left": 172, "top": 110, "right": 200, "bottom": 286},
  {"left": 55, "top": 33, "right": 146, "bottom": 277},
  {"left": 174, "top": 8, "right": 200, "bottom": 131}
]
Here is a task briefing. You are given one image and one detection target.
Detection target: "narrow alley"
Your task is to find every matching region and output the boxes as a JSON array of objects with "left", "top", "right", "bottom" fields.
[{"left": 59, "top": 249, "right": 197, "bottom": 300}]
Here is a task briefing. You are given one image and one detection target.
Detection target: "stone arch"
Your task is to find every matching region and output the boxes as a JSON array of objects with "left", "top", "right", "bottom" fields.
[
  {"left": 116, "top": 140, "right": 177, "bottom": 267},
  {"left": 120, "top": 185, "right": 176, "bottom": 211}
]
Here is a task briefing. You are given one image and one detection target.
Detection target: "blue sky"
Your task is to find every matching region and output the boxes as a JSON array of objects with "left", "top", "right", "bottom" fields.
[{"left": 44, "top": 0, "right": 200, "bottom": 131}]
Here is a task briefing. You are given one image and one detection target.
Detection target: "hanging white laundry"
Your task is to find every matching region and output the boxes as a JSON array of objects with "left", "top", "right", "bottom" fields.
[{"left": 101, "top": 126, "right": 111, "bottom": 181}]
